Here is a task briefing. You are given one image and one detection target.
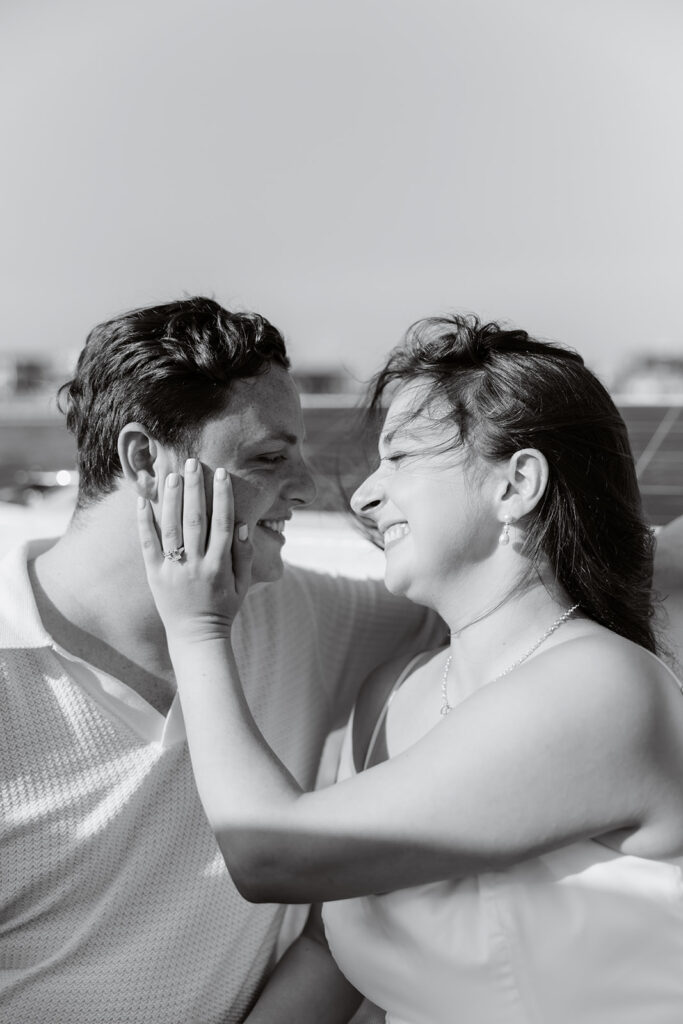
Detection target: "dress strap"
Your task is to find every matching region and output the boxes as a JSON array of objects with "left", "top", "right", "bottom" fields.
[
  {"left": 358, "top": 650, "right": 435, "bottom": 772},
  {"left": 641, "top": 646, "right": 683, "bottom": 695}
]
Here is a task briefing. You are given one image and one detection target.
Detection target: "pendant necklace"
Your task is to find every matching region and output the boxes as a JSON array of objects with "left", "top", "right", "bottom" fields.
[{"left": 440, "top": 604, "right": 580, "bottom": 717}]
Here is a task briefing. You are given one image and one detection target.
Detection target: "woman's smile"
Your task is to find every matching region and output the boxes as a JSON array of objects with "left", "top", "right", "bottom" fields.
[{"left": 383, "top": 522, "right": 411, "bottom": 548}]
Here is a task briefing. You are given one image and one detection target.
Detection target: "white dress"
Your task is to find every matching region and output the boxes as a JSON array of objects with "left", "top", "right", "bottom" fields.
[{"left": 322, "top": 656, "right": 683, "bottom": 1024}]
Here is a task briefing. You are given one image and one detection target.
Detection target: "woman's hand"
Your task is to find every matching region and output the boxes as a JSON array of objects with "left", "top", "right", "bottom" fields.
[{"left": 137, "top": 457, "right": 254, "bottom": 644}]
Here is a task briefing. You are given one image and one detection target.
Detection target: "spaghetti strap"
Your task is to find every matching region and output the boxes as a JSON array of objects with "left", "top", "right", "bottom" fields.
[
  {"left": 362, "top": 650, "right": 436, "bottom": 771},
  {"left": 641, "top": 646, "right": 683, "bottom": 695}
]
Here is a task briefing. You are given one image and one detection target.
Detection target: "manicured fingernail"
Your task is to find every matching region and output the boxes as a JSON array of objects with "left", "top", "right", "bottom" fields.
[
  {"left": 238, "top": 524, "right": 248, "bottom": 541},
  {"left": 215, "top": 467, "right": 227, "bottom": 481},
  {"left": 167, "top": 473, "right": 179, "bottom": 488},
  {"left": 137, "top": 496, "right": 146, "bottom": 509},
  {"left": 186, "top": 458, "right": 198, "bottom": 473}
]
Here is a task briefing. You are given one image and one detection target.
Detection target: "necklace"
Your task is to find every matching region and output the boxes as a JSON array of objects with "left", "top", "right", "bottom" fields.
[{"left": 440, "top": 603, "right": 580, "bottom": 717}]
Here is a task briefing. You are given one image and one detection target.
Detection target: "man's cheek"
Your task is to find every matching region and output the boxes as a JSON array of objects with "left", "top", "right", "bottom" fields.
[{"left": 229, "top": 475, "right": 263, "bottom": 525}]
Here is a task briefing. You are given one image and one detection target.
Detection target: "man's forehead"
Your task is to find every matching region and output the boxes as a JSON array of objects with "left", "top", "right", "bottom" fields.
[{"left": 200, "top": 369, "right": 305, "bottom": 448}]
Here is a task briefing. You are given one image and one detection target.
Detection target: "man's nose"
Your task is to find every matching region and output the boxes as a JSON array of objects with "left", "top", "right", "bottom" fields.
[{"left": 287, "top": 455, "right": 318, "bottom": 508}]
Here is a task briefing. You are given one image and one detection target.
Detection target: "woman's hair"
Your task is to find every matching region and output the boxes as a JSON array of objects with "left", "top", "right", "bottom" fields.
[
  {"left": 366, "top": 313, "right": 656, "bottom": 653},
  {"left": 58, "top": 296, "right": 290, "bottom": 509}
]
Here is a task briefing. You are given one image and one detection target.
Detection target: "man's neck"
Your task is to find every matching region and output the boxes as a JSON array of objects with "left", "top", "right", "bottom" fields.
[{"left": 29, "top": 491, "right": 177, "bottom": 714}]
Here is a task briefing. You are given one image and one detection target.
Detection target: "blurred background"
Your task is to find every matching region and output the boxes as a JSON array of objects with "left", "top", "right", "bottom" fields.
[{"left": 1, "top": 0, "right": 682, "bottom": 559}]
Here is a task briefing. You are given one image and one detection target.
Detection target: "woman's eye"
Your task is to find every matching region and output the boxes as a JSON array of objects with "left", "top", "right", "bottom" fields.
[{"left": 381, "top": 453, "right": 407, "bottom": 465}]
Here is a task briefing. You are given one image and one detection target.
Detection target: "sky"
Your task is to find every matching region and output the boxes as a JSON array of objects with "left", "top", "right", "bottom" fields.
[{"left": 1, "top": 0, "right": 682, "bottom": 385}]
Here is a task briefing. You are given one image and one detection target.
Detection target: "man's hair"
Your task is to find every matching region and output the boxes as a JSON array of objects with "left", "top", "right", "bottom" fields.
[
  {"left": 366, "top": 313, "right": 656, "bottom": 653},
  {"left": 58, "top": 296, "right": 290, "bottom": 508}
]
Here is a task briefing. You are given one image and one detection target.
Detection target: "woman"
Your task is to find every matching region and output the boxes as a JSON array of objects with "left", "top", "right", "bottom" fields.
[{"left": 138, "top": 315, "right": 683, "bottom": 1023}]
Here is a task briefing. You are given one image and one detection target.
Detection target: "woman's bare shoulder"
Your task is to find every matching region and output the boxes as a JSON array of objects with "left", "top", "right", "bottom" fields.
[
  {"left": 540, "top": 627, "right": 680, "bottom": 696},
  {"left": 494, "top": 626, "right": 683, "bottom": 751}
]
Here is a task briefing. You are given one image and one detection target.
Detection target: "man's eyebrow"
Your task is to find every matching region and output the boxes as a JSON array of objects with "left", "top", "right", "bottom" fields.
[{"left": 243, "top": 431, "right": 301, "bottom": 448}]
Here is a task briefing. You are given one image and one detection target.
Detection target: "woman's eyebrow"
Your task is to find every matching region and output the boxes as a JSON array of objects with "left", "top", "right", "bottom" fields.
[
  {"left": 380, "top": 423, "right": 412, "bottom": 446},
  {"left": 379, "top": 424, "right": 426, "bottom": 448}
]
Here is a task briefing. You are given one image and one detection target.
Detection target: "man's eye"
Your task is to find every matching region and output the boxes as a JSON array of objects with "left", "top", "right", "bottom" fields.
[{"left": 258, "top": 453, "right": 287, "bottom": 464}]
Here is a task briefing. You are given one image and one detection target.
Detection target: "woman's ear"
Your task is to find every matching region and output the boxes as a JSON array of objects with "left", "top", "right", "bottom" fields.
[
  {"left": 497, "top": 448, "right": 549, "bottom": 523},
  {"left": 117, "top": 423, "right": 160, "bottom": 500}
]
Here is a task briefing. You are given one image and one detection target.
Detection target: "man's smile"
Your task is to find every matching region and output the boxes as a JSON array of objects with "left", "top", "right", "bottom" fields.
[{"left": 257, "top": 518, "right": 287, "bottom": 541}]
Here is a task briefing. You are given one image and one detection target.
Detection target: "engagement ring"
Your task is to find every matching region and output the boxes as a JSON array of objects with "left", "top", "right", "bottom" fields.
[{"left": 163, "top": 546, "right": 185, "bottom": 562}]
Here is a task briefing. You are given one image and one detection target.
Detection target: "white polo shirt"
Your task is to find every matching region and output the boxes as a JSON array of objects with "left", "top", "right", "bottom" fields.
[{"left": 0, "top": 540, "right": 442, "bottom": 1024}]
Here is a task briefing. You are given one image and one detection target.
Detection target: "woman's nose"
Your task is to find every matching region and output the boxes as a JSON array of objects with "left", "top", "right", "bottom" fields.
[{"left": 350, "top": 470, "right": 383, "bottom": 517}]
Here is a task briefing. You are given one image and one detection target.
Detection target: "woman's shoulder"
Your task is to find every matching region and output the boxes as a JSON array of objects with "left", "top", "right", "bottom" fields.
[
  {"left": 494, "top": 625, "right": 683, "bottom": 751},
  {"left": 537, "top": 626, "right": 681, "bottom": 696},
  {"left": 528, "top": 628, "right": 683, "bottom": 853},
  {"left": 435, "top": 628, "right": 683, "bottom": 833}
]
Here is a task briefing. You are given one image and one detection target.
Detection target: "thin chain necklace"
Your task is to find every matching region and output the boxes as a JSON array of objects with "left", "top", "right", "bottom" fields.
[{"left": 440, "top": 604, "right": 580, "bottom": 717}]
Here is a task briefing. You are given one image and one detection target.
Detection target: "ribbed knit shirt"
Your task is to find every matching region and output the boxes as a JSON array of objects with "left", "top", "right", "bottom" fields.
[{"left": 0, "top": 540, "right": 442, "bottom": 1024}]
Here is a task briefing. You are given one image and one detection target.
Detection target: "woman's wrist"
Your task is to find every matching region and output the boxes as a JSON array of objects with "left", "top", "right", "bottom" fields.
[{"left": 165, "top": 625, "right": 234, "bottom": 654}]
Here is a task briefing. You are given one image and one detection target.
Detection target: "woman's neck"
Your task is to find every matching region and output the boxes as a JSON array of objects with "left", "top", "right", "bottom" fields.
[{"left": 441, "top": 572, "right": 577, "bottom": 699}]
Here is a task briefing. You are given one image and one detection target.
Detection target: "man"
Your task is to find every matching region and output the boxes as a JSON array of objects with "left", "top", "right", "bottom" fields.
[{"left": 0, "top": 297, "right": 443, "bottom": 1023}]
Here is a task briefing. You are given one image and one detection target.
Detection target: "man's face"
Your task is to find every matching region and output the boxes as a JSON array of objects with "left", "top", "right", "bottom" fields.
[{"left": 194, "top": 365, "right": 316, "bottom": 584}]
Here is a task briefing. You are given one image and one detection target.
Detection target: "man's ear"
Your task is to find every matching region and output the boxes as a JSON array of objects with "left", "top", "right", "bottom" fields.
[{"left": 117, "top": 423, "right": 161, "bottom": 500}]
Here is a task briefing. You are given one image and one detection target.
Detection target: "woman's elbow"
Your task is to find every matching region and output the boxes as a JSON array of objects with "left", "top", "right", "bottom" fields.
[
  {"left": 231, "top": 869, "right": 276, "bottom": 904},
  {"left": 229, "top": 861, "right": 309, "bottom": 904},
  {"left": 216, "top": 828, "right": 306, "bottom": 904}
]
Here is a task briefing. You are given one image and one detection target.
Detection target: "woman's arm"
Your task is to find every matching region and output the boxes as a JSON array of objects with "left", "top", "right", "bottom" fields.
[
  {"left": 138, "top": 465, "right": 677, "bottom": 903},
  {"left": 245, "top": 905, "right": 363, "bottom": 1024}
]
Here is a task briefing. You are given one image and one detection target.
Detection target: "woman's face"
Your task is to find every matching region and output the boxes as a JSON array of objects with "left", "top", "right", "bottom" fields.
[{"left": 351, "top": 381, "right": 500, "bottom": 608}]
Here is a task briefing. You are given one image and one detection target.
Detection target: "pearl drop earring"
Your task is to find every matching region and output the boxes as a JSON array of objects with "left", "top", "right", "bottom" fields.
[{"left": 498, "top": 515, "right": 513, "bottom": 546}]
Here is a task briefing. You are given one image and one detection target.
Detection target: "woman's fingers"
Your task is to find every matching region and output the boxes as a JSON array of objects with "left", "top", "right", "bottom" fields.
[
  {"left": 231, "top": 524, "right": 254, "bottom": 598},
  {"left": 137, "top": 495, "right": 163, "bottom": 569},
  {"left": 208, "top": 468, "right": 235, "bottom": 560},
  {"left": 137, "top": 466, "right": 252, "bottom": 628},
  {"left": 182, "top": 458, "right": 207, "bottom": 558},
  {"left": 151, "top": 464, "right": 252, "bottom": 596},
  {"left": 209, "top": 469, "right": 253, "bottom": 592},
  {"left": 157, "top": 463, "right": 235, "bottom": 564},
  {"left": 161, "top": 471, "right": 184, "bottom": 557}
]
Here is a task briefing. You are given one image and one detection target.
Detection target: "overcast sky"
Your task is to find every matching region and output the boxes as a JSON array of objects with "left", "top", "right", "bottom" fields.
[{"left": 1, "top": 0, "right": 681, "bottom": 383}]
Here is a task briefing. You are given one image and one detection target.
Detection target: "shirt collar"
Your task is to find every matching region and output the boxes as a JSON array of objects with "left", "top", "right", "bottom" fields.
[
  {"left": 0, "top": 539, "right": 61, "bottom": 649},
  {"left": 0, "top": 539, "right": 187, "bottom": 747}
]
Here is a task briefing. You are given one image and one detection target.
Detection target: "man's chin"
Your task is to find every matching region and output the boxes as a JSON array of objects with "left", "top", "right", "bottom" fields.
[{"left": 250, "top": 556, "right": 285, "bottom": 586}]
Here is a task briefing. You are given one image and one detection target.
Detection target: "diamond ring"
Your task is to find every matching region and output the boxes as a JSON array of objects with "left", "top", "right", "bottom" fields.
[{"left": 163, "top": 546, "right": 185, "bottom": 562}]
